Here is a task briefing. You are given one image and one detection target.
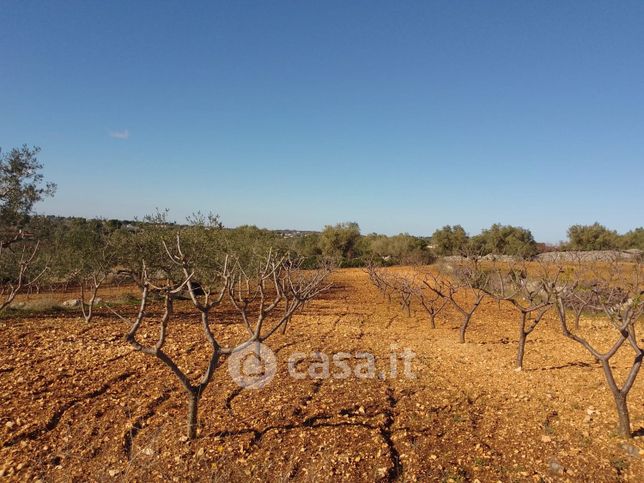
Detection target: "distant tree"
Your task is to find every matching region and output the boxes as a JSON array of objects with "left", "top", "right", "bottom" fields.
[
  {"left": 620, "top": 227, "right": 644, "bottom": 250},
  {"left": 368, "top": 233, "right": 433, "bottom": 265},
  {"left": 55, "top": 219, "right": 115, "bottom": 322},
  {"left": 472, "top": 224, "right": 538, "bottom": 258},
  {"left": 430, "top": 225, "right": 469, "bottom": 256},
  {"left": 287, "top": 232, "right": 323, "bottom": 267},
  {"left": 566, "top": 223, "right": 619, "bottom": 251},
  {"left": 319, "top": 222, "right": 361, "bottom": 263},
  {"left": 111, "top": 216, "right": 181, "bottom": 285},
  {"left": 185, "top": 210, "right": 223, "bottom": 229}
]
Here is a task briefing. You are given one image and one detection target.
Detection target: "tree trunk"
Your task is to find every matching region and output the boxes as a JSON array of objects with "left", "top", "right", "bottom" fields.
[
  {"left": 459, "top": 314, "right": 472, "bottom": 344},
  {"left": 613, "top": 391, "right": 631, "bottom": 437},
  {"left": 516, "top": 314, "right": 527, "bottom": 370},
  {"left": 516, "top": 331, "right": 526, "bottom": 370},
  {"left": 601, "top": 361, "right": 632, "bottom": 437},
  {"left": 187, "top": 392, "right": 199, "bottom": 440},
  {"left": 429, "top": 312, "right": 436, "bottom": 329}
]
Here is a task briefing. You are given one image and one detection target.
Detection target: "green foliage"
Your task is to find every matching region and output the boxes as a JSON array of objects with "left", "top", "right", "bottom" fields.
[
  {"left": 0, "top": 145, "right": 56, "bottom": 230},
  {"left": 566, "top": 223, "right": 620, "bottom": 251},
  {"left": 319, "top": 222, "right": 361, "bottom": 264},
  {"left": 285, "top": 232, "right": 323, "bottom": 268},
  {"left": 366, "top": 232, "right": 434, "bottom": 265},
  {"left": 185, "top": 210, "right": 223, "bottom": 229},
  {"left": 430, "top": 225, "right": 469, "bottom": 256},
  {"left": 619, "top": 227, "right": 644, "bottom": 250},
  {"left": 52, "top": 218, "right": 115, "bottom": 281},
  {"left": 110, "top": 217, "right": 291, "bottom": 286},
  {"left": 0, "top": 146, "right": 55, "bottom": 290},
  {"left": 472, "top": 223, "right": 538, "bottom": 258}
]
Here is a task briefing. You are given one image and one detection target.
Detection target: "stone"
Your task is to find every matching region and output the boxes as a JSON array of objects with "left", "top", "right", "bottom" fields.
[
  {"left": 548, "top": 459, "right": 565, "bottom": 475},
  {"left": 620, "top": 443, "right": 640, "bottom": 458},
  {"left": 61, "top": 299, "right": 81, "bottom": 308}
]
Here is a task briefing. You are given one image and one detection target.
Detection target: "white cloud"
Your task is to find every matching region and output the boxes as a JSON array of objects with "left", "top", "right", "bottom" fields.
[{"left": 109, "top": 129, "right": 129, "bottom": 140}]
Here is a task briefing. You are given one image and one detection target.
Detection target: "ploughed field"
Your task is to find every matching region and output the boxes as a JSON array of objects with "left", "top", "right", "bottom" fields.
[{"left": 0, "top": 268, "right": 642, "bottom": 481}]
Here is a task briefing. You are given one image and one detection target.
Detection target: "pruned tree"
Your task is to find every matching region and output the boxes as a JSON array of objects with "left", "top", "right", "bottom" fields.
[
  {"left": 418, "top": 274, "right": 449, "bottom": 329},
  {"left": 0, "top": 236, "right": 47, "bottom": 311},
  {"left": 365, "top": 264, "right": 415, "bottom": 316},
  {"left": 225, "top": 249, "right": 332, "bottom": 336},
  {"left": 113, "top": 235, "right": 331, "bottom": 439},
  {"left": 431, "top": 258, "right": 490, "bottom": 343},
  {"left": 546, "top": 260, "right": 643, "bottom": 437},
  {"left": 365, "top": 263, "right": 394, "bottom": 302},
  {"left": 486, "top": 263, "right": 554, "bottom": 370},
  {"left": 367, "top": 265, "right": 449, "bottom": 328}
]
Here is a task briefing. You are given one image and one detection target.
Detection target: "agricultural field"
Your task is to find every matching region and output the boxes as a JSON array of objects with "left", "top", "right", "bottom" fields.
[{"left": 1, "top": 268, "right": 642, "bottom": 482}]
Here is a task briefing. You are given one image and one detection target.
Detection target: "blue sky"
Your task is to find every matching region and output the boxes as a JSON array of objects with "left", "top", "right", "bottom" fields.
[{"left": 1, "top": 1, "right": 642, "bottom": 242}]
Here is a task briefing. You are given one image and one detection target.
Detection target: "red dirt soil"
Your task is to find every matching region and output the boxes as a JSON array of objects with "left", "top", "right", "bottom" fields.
[{"left": 0, "top": 268, "right": 642, "bottom": 481}]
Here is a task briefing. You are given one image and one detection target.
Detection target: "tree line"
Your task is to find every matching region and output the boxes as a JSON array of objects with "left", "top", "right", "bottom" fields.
[{"left": 430, "top": 223, "right": 643, "bottom": 257}]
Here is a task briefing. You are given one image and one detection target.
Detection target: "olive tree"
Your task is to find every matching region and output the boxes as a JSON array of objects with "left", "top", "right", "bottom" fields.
[
  {"left": 319, "top": 222, "right": 361, "bottom": 265},
  {"left": 470, "top": 224, "right": 538, "bottom": 258},
  {"left": 54, "top": 219, "right": 116, "bottom": 322},
  {"left": 566, "top": 223, "right": 620, "bottom": 251},
  {"left": 430, "top": 225, "right": 469, "bottom": 256},
  {"left": 0, "top": 145, "right": 55, "bottom": 311}
]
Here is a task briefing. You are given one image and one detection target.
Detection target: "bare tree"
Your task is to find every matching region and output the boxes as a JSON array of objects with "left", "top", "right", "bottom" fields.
[
  {"left": 0, "top": 236, "right": 47, "bottom": 312},
  {"left": 365, "top": 263, "right": 394, "bottom": 302},
  {"left": 391, "top": 275, "right": 415, "bottom": 317},
  {"left": 367, "top": 265, "right": 451, "bottom": 329},
  {"left": 486, "top": 264, "right": 554, "bottom": 370},
  {"left": 78, "top": 272, "right": 107, "bottom": 322},
  {"left": 113, "top": 236, "right": 331, "bottom": 439},
  {"left": 418, "top": 274, "right": 449, "bottom": 329},
  {"left": 365, "top": 265, "right": 416, "bottom": 316},
  {"left": 546, "top": 260, "right": 643, "bottom": 437},
  {"left": 429, "top": 258, "right": 490, "bottom": 343}
]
